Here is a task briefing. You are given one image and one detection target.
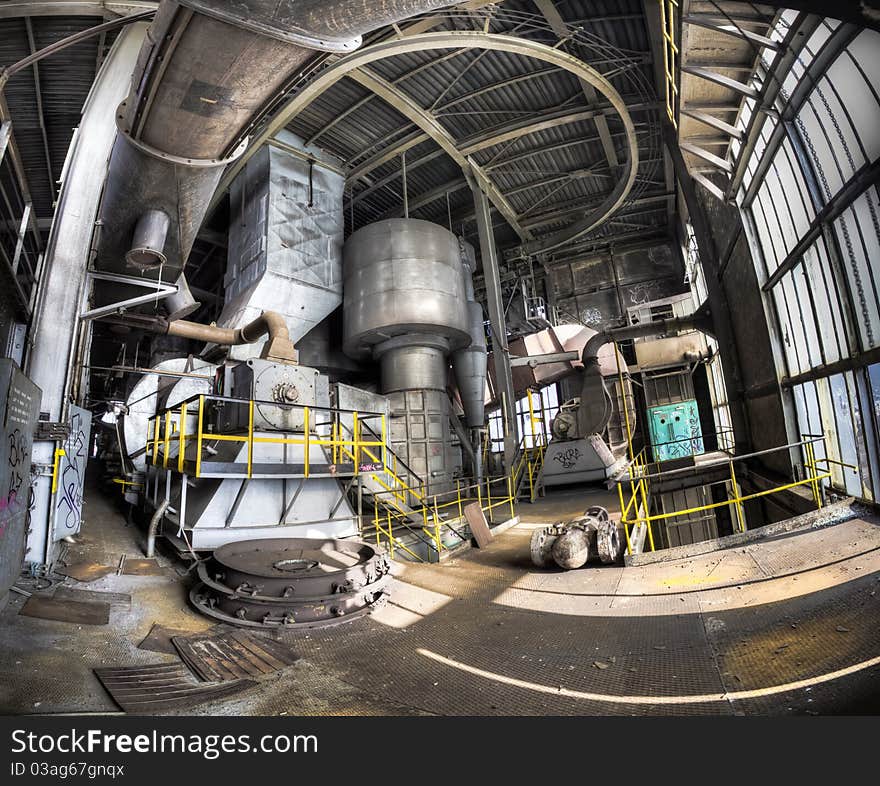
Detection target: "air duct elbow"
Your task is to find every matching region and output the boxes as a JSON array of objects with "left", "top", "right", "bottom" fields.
[{"left": 164, "top": 310, "right": 297, "bottom": 362}]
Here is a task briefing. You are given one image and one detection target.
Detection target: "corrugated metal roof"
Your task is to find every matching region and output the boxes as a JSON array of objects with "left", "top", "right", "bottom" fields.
[
  {"left": 0, "top": 15, "right": 115, "bottom": 219},
  {"left": 281, "top": 1, "right": 667, "bottom": 256},
  {"left": 0, "top": 0, "right": 668, "bottom": 257}
]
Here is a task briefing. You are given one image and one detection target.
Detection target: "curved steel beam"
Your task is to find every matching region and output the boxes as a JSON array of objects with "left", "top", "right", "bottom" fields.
[
  {"left": 210, "top": 31, "right": 640, "bottom": 254},
  {"left": 350, "top": 67, "right": 531, "bottom": 241}
]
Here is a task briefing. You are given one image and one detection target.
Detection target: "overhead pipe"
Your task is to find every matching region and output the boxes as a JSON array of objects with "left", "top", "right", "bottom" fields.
[
  {"left": 165, "top": 311, "right": 297, "bottom": 362},
  {"left": 93, "top": 0, "right": 455, "bottom": 297}
]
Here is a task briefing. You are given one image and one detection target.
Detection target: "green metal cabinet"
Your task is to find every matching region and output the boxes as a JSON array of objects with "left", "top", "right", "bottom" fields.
[{"left": 647, "top": 399, "right": 704, "bottom": 462}]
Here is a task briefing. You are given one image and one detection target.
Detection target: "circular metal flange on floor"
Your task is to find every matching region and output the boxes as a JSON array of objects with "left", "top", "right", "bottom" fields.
[{"left": 190, "top": 537, "right": 391, "bottom": 629}]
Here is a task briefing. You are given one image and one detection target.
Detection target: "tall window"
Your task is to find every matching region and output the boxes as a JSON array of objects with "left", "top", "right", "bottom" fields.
[{"left": 735, "top": 13, "right": 880, "bottom": 499}]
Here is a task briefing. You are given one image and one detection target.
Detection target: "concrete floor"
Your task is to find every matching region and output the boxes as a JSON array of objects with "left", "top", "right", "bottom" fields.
[{"left": 1, "top": 477, "right": 879, "bottom": 716}]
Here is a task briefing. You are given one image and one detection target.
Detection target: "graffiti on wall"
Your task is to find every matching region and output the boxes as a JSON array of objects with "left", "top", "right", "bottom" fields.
[{"left": 54, "top": 407, "right": 90, "bottom": 539}]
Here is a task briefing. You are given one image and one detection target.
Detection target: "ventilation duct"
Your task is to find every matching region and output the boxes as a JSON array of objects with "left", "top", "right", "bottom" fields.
[
  {"left": 217, "top": 133, "right": 345, "bottom": 360},
  {"left": 92, "top": 0, "right": 454, "bottom": 296}
]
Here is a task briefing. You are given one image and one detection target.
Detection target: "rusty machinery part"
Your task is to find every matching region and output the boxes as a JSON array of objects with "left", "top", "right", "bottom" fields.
[
  {"left": 596, "top": 519, "right": 622, "bottom": 564},
  {"left": 272, "top": 382, "right": 300, "bottom": 404},
  {"left": 550, "top": 527, "right": 591, "bottom": 570},
  {"left": 531, "top": 506, "right": 622, "bottom": 570},
  {"left": 529, "top": 527, "right": 559, "bottom": 568},
  {"left": 189, "top": 537, "right": 391, "bottom": 629}
]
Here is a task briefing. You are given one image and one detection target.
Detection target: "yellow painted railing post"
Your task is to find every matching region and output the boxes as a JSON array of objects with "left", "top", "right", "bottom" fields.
[
  {"left": 456, "top": 479, "right": 463, "bottom": 520},
  {"left": 729, "top": 459, "right": 746, "bottom": 533},
  {"left": 163, "top": 411, "right": 172, "bottom": 469},
  {"left": 486, "top": 475, "right": 493, "bottom": 522},
  {"left": 507, "top": 473, "right": 515, "bottom": 520},
  {"left": 151, "top": 417, "right": 160, "bottom": 465},
  {"left": 806, "top": 441, "right": 822, "bottom": 509},
  {"left": 51, "top": 448, "right": 66, "bottom": 494},
  {"left": 178, "top": 402, "right": 188, "bottom": 473},
  {"left": 303, "top": 406, "right": 310, "bottom": 478},
  {"left": 195, "top": 395, "right": 205, "bottom": 478},
  {"left": 432, "top": 495, "right": 442, "bottom": 554}
]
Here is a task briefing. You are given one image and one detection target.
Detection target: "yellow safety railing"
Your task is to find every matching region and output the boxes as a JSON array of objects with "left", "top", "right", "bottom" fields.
[
  {"left": 616, "top": 435, "right": 846, "bottom": 556},
  {"left": 368, "top": 470, "right": 519, "bottom": 563},
  {"left": 660, "top": 0, "right": 679, "bottom": 127},
  {"left": 145, "top": 393, "right": 387, "bottom": 481}
]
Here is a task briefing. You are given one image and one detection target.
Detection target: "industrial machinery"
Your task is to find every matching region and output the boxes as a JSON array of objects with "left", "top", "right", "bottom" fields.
[
  {"left": 529, "top": 506, "right": 622, "bottom": 569},
  {"left": 108, "top": 144, "right": 491, "bottom": 558},
  {"left": 342, "top": 219, "right": 481, "bottom": 496},
  {"left": 539, "top": 337, "right": 634, "bottom": 488},
  {"left": 190, "top": 537, "right": 390, "bottom": 628}
]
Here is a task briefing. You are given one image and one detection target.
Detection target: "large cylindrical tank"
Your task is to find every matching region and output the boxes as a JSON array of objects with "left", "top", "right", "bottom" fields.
[
  {"left": 343, "top": 220, "right": 475, "bottom": 494},
  {"left": 342, "top": 219, "right": 470, "bottom": 360}
]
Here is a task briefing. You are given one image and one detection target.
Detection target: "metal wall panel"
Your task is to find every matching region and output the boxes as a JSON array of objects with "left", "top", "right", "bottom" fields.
[{"left": 0, "top": 359, "right": 40, "bottom": 605}]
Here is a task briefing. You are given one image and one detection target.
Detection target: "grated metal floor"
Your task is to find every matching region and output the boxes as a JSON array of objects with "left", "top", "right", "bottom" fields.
[{"left": 1, "top": 475, "right": 878, "bottom": 716}]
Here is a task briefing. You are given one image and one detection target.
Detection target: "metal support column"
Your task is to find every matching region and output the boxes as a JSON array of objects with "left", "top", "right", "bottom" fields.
[
  {"left": 24, "top": 24, "right": 148, "bottom": 567},
  {"left": 663, "top": 122, "right": 749, "bottom": 453},
  {"left": 467, "top": 173, "right": 518, "bottom": 471}
]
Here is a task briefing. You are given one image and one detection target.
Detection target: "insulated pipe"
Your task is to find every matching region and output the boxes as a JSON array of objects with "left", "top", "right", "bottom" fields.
[
  {"left": 146, "top": 499, "right": 170, "bottom": 558},
  {"left": 165, "top": 310, "right": 297, "bottom": 362},
  {"left": 580, "top": 314, "right": 713, "bottom": 367}
]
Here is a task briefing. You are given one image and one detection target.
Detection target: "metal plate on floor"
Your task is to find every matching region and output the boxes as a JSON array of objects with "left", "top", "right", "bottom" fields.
[
  {"left": 53, "top": 587, "right": 131, "bottom": 610},
  {"left": 138, "top": 623, "right": 204, "bottom": 655},
  {"left": 19, "top": 595, "right": 110, "bottom": 625},
  {"left": 172, "top": 629, "right": 300, "bottom": 682},
  {"left": 121, "top": 558, "right": 165, "bottom": 576},
  {"left": 55, "top": 562, "right": 115, "bottom": 582},
  {"left": 94, "top": 662, "right": 256, "bottom": 713}
]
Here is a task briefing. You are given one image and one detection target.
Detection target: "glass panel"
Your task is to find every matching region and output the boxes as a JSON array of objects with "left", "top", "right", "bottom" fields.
[{"left": 832, "top": 190, "right": 880, "bottom": 349}]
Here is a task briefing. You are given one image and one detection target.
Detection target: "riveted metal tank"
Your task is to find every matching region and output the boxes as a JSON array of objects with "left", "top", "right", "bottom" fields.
[{"left": 342, "top": 219, "right": 473, "bottom": 493}]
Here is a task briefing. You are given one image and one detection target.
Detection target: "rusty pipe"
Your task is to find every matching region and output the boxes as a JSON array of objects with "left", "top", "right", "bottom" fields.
[{"left": 166, "top": 310, "right": 297, "bottom": 362}]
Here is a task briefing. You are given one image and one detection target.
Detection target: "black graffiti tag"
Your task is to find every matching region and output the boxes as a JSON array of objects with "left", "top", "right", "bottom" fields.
[
  {"left": 553, "top": 446, "right": 581, "bottom": 469},
  {"left": 56, "top": 411, "right": 87, "bottom": 534}
]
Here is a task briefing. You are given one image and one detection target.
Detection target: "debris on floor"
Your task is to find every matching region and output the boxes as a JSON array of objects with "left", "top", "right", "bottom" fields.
[
  {"left": 94, "top": 663, "right": 255, "bottom": 713},
  {"left": 53, "top": 587, "right": 131, "bottom": 611},
  {"left": 120, "top": 557, "right": 165, "bottom": 576},
  {"left": 138, "top": 623, "right": 204, "bottom": 655},
  {"left": 19, "top": 595, "right": 110, "bottom": 625},
  {"left": 172, "top": 628, "right": 300, "bottom": 682},
  {"left": 55, "top": 561, "right": 115, "bottom": 582}
]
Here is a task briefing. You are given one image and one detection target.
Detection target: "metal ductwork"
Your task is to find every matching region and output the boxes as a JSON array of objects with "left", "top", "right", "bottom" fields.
[
  {"left": 578, "top": 312, "right": 714, "bottom": 436},
  {"left": 452, "top": 239, "right": 487, "bottom": 431},
  {"left": 94, "top": 0, "right": 454, "bottom": 303}
]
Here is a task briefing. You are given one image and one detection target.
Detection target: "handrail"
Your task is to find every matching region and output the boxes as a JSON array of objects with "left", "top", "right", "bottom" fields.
[
  {"left": 617, "top": 433, "right": 837, "bottom": 557},
  {"left": 637, "top": 435, "right": 826, "bottom": 482}
]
